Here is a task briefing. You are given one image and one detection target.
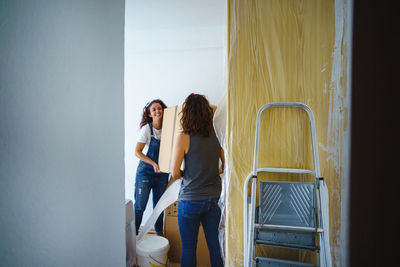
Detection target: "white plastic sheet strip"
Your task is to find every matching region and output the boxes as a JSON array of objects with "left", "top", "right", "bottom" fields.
[
  {"left": 320, "top": 179, "right": 333, "bottom": 267},
  {"left": 136, "top": 178, "right": 182, "bottom": 242}
]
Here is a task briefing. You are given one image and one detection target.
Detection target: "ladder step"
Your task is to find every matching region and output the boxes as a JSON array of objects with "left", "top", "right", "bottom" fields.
[
  {"left": 255, "top": 224, "right": 323, "bottom": 233},
  {"left": 256, "top": 229, "right": 317, "bottom": 251},
  {"left": 256, "top": 257, "right": 316, "bottom": 267},
  {"left": 255, "top": 239, "right": 318, "bottom": 251}
]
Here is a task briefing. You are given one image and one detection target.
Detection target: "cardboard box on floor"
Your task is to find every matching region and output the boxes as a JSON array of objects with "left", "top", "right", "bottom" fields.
[{"left": 159, "top": 104, "right": 217, "bottom": 266}]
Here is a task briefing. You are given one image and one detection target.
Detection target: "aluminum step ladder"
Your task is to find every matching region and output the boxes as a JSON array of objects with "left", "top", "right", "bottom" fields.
[{"left": 243, "top": 102, "right": 332, "bottom": 267}]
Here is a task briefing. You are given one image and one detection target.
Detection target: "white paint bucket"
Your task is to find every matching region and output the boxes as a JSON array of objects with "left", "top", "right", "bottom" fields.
[{"left": 136, "top": 235, "right": 169, "bottom": 267}]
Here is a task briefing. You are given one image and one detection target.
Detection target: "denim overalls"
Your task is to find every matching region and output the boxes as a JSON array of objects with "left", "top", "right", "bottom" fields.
[{"left": 134, "top": 123, "right": 169, "bottom": 235}]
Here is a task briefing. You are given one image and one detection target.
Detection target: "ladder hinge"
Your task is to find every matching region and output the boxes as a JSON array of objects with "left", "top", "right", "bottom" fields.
[{"left": 316, "top": 177, "right": 324, "bottom": 187}]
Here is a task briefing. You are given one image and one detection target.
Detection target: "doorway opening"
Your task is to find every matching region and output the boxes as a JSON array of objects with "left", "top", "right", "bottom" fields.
[{"left": 124, "top": 0, "right": 227, "bottom": 249}]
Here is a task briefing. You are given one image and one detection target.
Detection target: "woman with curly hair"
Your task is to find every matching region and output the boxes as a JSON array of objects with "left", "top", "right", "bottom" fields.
[
  {"left": 171, "top": 94, "right": 225, "bottom": 267},
  {"left": 134, "top": 99, "right": 169, "bottom": 236}
]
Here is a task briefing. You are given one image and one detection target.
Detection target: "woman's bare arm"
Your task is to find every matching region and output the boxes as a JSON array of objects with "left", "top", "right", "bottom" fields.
[
  {"left": 219, "top": 147, "right": 225, "bottom": 174},
  {"left": 134, "top": 142, "right": 160, "bottom": 173},
  {"left": 171, "top": 132, "right": 189, "bottom": 179}
]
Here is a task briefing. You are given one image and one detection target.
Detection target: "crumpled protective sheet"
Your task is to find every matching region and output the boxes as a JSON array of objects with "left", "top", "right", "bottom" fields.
[
  {"left": 224, "top": 0, "right": 350, "bottom": 266},
  {"left": 214, "top": 93, "right": 228, "bottom": 262},
  {"left": 137, "top": 178, "right": 182, "bottom": 242}
]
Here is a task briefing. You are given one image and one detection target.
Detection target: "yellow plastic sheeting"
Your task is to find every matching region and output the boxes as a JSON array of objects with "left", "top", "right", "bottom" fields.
[{"left": 226, "top": 0, "right": 350, "bottom": 266}]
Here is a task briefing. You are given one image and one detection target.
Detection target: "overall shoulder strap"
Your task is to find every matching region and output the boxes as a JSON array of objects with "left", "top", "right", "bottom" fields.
[{"left": 148, "top": 123, "right": 154, "bottom": 137}]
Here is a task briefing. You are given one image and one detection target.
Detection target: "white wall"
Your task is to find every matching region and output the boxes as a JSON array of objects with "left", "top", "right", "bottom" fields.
[
  {"left": 125, "top": 0, "right": 227, "bottom": 214},
  {"left": 0, "top": 1, "right": 125, "bottom": 266}
]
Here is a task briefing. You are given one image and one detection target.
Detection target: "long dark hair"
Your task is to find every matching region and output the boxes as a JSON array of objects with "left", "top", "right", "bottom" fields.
[
  {"left": 180, "top": 94, "right": 213, "bottom": 137},
  {"left": 139, "top": 99, "right": 167, "bottom": 128}
]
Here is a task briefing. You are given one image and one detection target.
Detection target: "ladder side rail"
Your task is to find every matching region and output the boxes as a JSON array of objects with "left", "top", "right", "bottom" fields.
[
  {"left": 300, "top": 104, "right": 328, "bottom": 267},
  {"left": 318, "top": 184, "right": 324, "bottom": 267},
  {"left": 243, "top": 173, "right": 253, "bottom": 267},
  {"left": 247, "top": 176, "right": 257, "bottom": 267},
  {"left": 314, "top": 178, "right": 326, "bottom": 267},
  {"left": 301, "top": 104, "right": 321, "bottom": 178},
  {"left": 246, "top": 103, "right": 267, "bottom": 267}
]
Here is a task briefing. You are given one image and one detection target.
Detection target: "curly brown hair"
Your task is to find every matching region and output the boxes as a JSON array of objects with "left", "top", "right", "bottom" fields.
[
  {"left": 180, "top": 94, "right": 213, "bottom": 137},
  {"left": 139, "top": 99, "right": 167, "bottom": 128}
]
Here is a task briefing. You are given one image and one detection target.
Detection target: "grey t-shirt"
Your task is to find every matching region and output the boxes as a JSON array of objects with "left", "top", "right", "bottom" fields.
[{"left": 178, "top": 131, "right": 222, "bottom": 200}]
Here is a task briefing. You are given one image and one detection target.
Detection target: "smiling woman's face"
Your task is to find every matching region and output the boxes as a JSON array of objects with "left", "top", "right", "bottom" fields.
[{"left": 148, "top": 102, "right": 163, "bottom": 121}]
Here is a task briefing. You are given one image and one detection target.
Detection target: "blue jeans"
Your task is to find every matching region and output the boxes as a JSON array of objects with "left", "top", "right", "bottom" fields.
[
  {"left": 178, "top": 198, "right": 223, "bottom": 267},
  {"left": 134, "top": 161, "right": 168, "bottom": 235}
]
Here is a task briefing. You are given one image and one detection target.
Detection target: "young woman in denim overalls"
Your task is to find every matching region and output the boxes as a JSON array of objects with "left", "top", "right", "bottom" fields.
[{"left": 134, "top": 99, "right": 169, "bottom": 236}]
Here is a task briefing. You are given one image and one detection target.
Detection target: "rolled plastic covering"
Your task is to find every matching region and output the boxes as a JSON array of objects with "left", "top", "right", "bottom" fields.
[
  {"left": 136, "top": 178, "right": 182, "bottom": 242},
  {"left": 214, "top": 93, "right": 228, "bottom": 263}
]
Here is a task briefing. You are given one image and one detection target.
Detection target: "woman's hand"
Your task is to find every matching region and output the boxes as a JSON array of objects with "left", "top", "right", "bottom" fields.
[
  {"left": 219, "top": 147, "right": 225, "bottom": 174},
  {"left": 152, "top": 163, "right": 160, "bottom": 173}
]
